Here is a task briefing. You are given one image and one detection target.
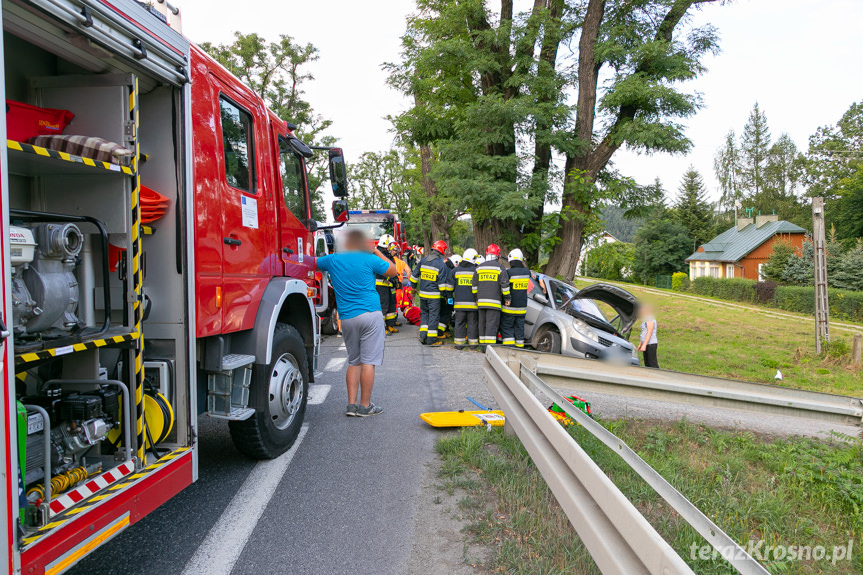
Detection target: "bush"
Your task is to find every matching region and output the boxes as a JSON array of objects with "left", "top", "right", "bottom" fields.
[
  {"left": 584, "top": 242, "right": 635, "bottom": 281},
  {"left": 690, "top": 277, "right": 757, "bottom": 303},
  {"left": 671, "top": 272, "right": 690, "bottom": 292},
  {"left": 774, "top": 286, "right": 863, "bottom": 322},
  {"left": 754, "top": 281, "right": 777, "bottom": 305},
  {"left": 773, "top": 285, "right": 814, "bottom": 315}
]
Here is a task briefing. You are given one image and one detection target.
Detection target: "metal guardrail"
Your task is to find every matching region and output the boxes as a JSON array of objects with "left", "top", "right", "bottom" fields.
[
  {"left": 509, "top": 348, "right": 863, "bottom": 427},
  {"left": 482, "top": 345, "right": 863, "bottom": 574}
]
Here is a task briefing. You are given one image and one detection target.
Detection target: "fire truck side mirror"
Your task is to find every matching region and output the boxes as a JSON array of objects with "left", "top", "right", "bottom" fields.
[
  {"left": 328, "top": 148, "right": 349, "bottom": 197},
  {"left": 332, "top": 199, "right": 349, "bottom": 223}
]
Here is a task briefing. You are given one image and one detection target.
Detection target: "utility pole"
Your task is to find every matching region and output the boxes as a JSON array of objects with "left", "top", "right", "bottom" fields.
[{"left": 812, "top": 197, "right": 829, "bottom": 354}]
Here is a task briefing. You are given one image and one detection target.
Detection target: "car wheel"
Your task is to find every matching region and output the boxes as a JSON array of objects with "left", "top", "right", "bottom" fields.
[
  {"left": 229, "top": 323, "right": 309, "bottom": 459},
  {"left": 534, "top": 328, "right": 561, "bottom": 354},
  {"left": 320, "top": 308, "right": 339, "bottom": 335}
]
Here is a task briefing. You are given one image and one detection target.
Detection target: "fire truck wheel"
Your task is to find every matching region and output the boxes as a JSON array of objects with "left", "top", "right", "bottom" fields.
[{"left": 229, "top": 323, "right": 309, "bottom": 459}]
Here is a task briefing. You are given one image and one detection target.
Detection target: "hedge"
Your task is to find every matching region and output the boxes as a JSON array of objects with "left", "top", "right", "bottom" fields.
[
  {"left": 679, "top": 277, "right": 863, "bottom": 323},
  {"left": 690, "top": 277, "right": 757, "bottom": 303}
]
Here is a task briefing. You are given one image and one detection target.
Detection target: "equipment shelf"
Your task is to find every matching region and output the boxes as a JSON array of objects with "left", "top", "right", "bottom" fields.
[
  {"left": 14, "top": 328, "right": 141, "bottom": 368},
  {"left": 7, "top": 139, "right": 135, "bottom": 177}
]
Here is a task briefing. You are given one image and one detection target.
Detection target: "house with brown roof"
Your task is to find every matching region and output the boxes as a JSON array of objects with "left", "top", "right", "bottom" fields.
[{"left": 685, "top": 214, "right": 806, "bottom": 281}]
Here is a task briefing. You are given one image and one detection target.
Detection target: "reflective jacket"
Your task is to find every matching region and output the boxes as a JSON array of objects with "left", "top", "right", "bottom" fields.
[
  {"left": 472, "top": 258, "right": 510, "bottom": 309},
  {"left": 394, "top": 257, "right": 411, "bottom": 286},
  {"left": 502, "top": 262, "right": 531, "bottom": 315},
  {"left": 410, "top": 251, "right": 451, "bottom": 299},
  {"left": 452, "top": 261, "right": 478, "bottom": 309},
  {"left": 375, "top": 247, "right": 397, "bottom": 290}
]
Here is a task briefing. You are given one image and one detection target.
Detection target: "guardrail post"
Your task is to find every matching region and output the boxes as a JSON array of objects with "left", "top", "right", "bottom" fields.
[{"left": 853, "top": 333, "right": 862, "bottom": 367}]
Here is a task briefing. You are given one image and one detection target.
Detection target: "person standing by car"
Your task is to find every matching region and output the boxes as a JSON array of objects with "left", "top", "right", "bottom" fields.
[
  {"left": 501, "top": 248, "right": 530, "bottom": 347},
  {"left": 316, "top": 230, "right": 398, "bottom": 417},
  {"left": 472, "top": 244, "right": 510, "bottom": 348},
  {"left": 452, "top": 249, "right": 480, "bottom": 350},
  {"left": 638, "top": 303, "right": 659, "bottom": 368},
  {"left": 410, "top": 240, "right": 451, "bottom": 345}
]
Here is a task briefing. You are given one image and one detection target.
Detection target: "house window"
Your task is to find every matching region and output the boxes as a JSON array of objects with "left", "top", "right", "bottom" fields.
[
  {"left": 758, "top": 263, "right": 766, "bottom": 282},
  {"left": 709, "top": 264, "right": 720, "bottom": 278},
  {"left": 726, "top": 264, "right": 734, "bottom": 278}
]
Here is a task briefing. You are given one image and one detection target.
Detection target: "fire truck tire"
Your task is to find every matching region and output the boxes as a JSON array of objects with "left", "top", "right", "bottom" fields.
[{"left": 229, "top": 323, "right": 309, "bottom": 459}]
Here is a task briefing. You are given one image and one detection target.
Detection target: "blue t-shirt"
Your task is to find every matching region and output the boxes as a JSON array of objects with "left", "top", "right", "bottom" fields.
[{"left": 317, "top": 252, "right": 390, "bottom": 319}]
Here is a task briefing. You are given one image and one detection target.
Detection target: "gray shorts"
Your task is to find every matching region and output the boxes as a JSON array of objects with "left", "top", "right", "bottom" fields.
[{"left": 340, "top": 311, "right": 386, "bottom": 366}]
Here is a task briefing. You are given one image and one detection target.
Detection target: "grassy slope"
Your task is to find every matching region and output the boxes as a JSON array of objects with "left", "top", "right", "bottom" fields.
[
  {"left": 574, "top": 281, "right": 863, "bottom": 396},
  {"left": 439, "top": 423, "right": 863, "bottom": 575}
]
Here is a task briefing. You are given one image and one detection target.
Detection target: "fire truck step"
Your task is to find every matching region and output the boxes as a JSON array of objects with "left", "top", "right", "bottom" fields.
[
  {"left": 207, "top": 406, "right": 255, "bottom": 421},
  {"left": 219, "top": 353, "right": 255, "bottom": 371}
]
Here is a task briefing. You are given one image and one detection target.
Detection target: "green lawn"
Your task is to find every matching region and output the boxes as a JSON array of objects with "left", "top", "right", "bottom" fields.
[
  {"left": 438, "top": 423, "right": 863, "bottom": 575},
  {"left": 574, "top": 281, "right": 863, "bottom": 396}
]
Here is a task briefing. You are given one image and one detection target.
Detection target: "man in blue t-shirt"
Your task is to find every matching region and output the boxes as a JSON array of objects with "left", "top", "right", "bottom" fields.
[{"left": 316, "top": 230, "right": 398, "bottom": 417}]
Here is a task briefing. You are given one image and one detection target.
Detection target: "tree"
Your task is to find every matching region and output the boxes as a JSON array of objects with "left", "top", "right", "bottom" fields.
[
  {"left": 599, "top": 205, "right": 644, "bottom": 243},
  {"left": 349, "top": 148, "right": 417, "bottom": 217},
  {"left": 632, "top": 219, "right": 693, "bottom": 280},
  {"left": 544, "top": 0, "right": 722, "bottom": 279},
  {"left": 807, "top": 102, "right": 863, "bottom": 244},
  {"left": 760, "top": 240, "right": 796, "bottom": 283},
  {"left": 201, "top": 32, "right": 335, "bottom": 219},
  {"left": 781, "top": 240, "right": 814, "bottom": 286},
  {"left": 672, "top": 167, "right": 714, "bottom": 247},
  {"left": 739, "top": 102, "right": 771, "bottom": 201},
  {"left": 832, "top": 239, "right": 863, "bottom": 292},
  {"left": 584, "top": 242, "right": 635, "bottom": 281},
  {"left": 714, "top": 130, "right": 741, "bottom": 212}
]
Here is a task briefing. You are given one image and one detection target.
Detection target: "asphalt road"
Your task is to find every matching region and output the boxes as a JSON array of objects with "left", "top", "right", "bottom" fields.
[{"left": 70, "top": 325, "right": 465, "bottom": 575}]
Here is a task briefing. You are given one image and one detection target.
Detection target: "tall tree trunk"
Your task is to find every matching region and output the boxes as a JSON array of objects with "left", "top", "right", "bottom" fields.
[{"left": 545, "top": 0, "right": 606, "bottom": 280}]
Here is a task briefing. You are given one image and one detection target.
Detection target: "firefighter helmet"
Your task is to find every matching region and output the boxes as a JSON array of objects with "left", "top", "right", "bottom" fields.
[
  {"left": 378, "top": 234, "right": 395, "bottom": 249},
  {"left": 449, "top": 254, "right": 463, "bottom": 266},
  {"left": 432, "top": 240, "right": 448, "bottom": 254},
  {"left": 486, "top": 244, "right": 501, "bottom": 257},
  {"left": 508, "top": 248, "right": 524, "bottom": 262},
  {"left": 462, "top": 248, "right": 479, "bottom": 262}
]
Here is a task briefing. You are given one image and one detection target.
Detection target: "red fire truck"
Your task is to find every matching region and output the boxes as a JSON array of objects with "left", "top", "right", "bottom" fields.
[{"left": 0, "top": 1, "right": 348, "bottom": 572}]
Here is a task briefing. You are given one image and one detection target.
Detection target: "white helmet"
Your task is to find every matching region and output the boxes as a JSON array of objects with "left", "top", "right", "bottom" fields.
[
  {"left": 508, "top": 248, "right": 524, "bottom": 262},
  {"left": 449, "top": 254, "right": 463, "bottom": 266},
  {"left": 378, "top": 234, "right": 395, "bottom": 249},
  {"left": 462, "top": 248, "right": 479, "bottom": 263}
]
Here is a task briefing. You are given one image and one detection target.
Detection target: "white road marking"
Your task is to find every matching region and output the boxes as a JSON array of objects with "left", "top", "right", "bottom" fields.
[
  {"left": 325, "top": 357, "right": 346, "bottom": 372},
  {"left": 307, "top": 384, "right": 332, "bottom": 405},
  {"left": 180, "top": 424, "right": 309, "bottom": 575}
]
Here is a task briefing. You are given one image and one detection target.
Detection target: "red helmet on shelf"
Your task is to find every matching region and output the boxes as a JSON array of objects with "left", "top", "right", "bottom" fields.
[
  {"left": 432, "top": 240, "right": 448, "bottom": 255},
  {"left": 486, "top": 243, "right": 501, "bottom": 257}
]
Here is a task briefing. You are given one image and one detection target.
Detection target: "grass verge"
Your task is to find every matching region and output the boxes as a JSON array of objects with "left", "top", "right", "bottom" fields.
[
  {"left": 438, "top": 422, "right": 862, "bottom": 575},
  {"left": 574, "top": 280, "right": 863, "bottom": 396}
]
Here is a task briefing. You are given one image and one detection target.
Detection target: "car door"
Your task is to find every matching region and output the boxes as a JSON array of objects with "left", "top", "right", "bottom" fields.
[
  {"left": 212, "top": 76, "right": 275, "bottom": 332},
  {"left": 272, "top": 129, "right": 314, "bottom": 278}
]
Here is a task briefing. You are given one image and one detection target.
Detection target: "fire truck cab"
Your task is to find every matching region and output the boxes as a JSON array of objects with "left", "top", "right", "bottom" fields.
[{"left": 0, "top": 1, "right": 347, "bottom": 572}]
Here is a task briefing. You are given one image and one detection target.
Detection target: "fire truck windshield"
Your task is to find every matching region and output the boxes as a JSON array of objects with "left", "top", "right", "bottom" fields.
[{"left": 347, "top": 220, "right": 394, "bottom": 238}]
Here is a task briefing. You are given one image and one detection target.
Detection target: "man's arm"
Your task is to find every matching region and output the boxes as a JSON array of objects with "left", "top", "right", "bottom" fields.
[{"left": 373, "top": 249, "right": 399, "bottom": 277}]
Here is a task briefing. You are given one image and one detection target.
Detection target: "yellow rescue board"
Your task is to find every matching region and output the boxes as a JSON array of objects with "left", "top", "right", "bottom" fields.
[{"left": 420, "top": 410, "right": 505, "bottom": 428}]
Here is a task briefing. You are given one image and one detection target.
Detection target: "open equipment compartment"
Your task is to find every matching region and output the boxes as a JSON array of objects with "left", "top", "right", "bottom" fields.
[{"left": 1, "top": 0, "right": 195, "bottom": 546}]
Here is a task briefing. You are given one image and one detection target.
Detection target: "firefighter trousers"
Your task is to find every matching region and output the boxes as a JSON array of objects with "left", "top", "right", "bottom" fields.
[
  {"left": 439, "top": 299, "right": 453, "bottom": 335},
  {"left": 453, "top": 310, "right": 479, "bottom": 348},
  {"left": 420, "top": 298, "right": 442, "bottom": 343},
  {"left": 500, "top": 312, "right": 525, "bottom": 347},
  {"left": 377, "top": 285, "right": 397, "bottom": 327},
  {"left": 477, "top": 308, "right": 501, "bottom": 345}
]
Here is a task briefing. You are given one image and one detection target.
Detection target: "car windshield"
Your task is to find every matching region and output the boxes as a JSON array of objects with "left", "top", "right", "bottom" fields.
[{"left": 549, "top": 281, "right": 608, "bottom": 322}]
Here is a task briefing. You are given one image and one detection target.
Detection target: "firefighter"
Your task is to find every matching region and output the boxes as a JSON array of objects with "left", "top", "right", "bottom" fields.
[
  {"left": 438, "top": 253, "right": 460, "bottom": 338},
  {"left": 452, "top": 249, "right": 479, "bottom": 350},
  {"left": 410, "top": 240, "right": 451, "bottom": 345},
  {"left": 501, "top": 248, "right": 530, "bottom": 347},
  {"left": 472, "top": 244, "right": 510, "bottom": 348},
  {"left": 392, "top": 244, "right": 412, "bottom": 323},
  {"left": 376, "top": 234, "right": 399, "bottom": 333}
]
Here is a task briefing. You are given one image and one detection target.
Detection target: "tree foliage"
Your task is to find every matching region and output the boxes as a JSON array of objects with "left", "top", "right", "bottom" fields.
[
  {"left": 200, "top": 32, "right": 335, "bottom": 219},
  {"left": 584, "top": 241, "right": 635, "bottom": 281},
  {"left": 671, "top": 167, "right": 713, "bottom": 247},
  {"left": 633, "top": 218, "right": 692, "bottom": 279}
]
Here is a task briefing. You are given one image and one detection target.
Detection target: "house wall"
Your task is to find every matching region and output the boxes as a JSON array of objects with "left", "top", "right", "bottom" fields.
[{"left": 738, "top": 233, "right": 805, "bottom": 280}]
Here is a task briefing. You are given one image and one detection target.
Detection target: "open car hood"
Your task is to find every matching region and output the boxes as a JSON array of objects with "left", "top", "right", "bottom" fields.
[{"left": 572, "top": 283, "right": 639, "bottom": 335}]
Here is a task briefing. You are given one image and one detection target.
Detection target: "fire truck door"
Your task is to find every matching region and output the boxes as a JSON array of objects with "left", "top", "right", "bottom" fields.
[
  {"left": 212, "top": 78, "right": 275, "bottom": 332},
  {"left": 273, "top": 132, "right": 312, "bottom": 277}
]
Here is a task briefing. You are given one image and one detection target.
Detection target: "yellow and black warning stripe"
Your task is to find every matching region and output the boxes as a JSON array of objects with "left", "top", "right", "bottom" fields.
[
  {"left": 20, "top": 447, "right": 191, "bottom": 548},
  {"left": 7, "top": 139, "right": 135, "bottom": 175},
  {"left": 14, "top": 332, "right": 141, "bottom": 368}
]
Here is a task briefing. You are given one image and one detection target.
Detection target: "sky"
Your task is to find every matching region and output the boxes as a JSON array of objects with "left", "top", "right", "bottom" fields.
[{"left": 180, "top": 0, "right": 863, "bottom": 205}]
